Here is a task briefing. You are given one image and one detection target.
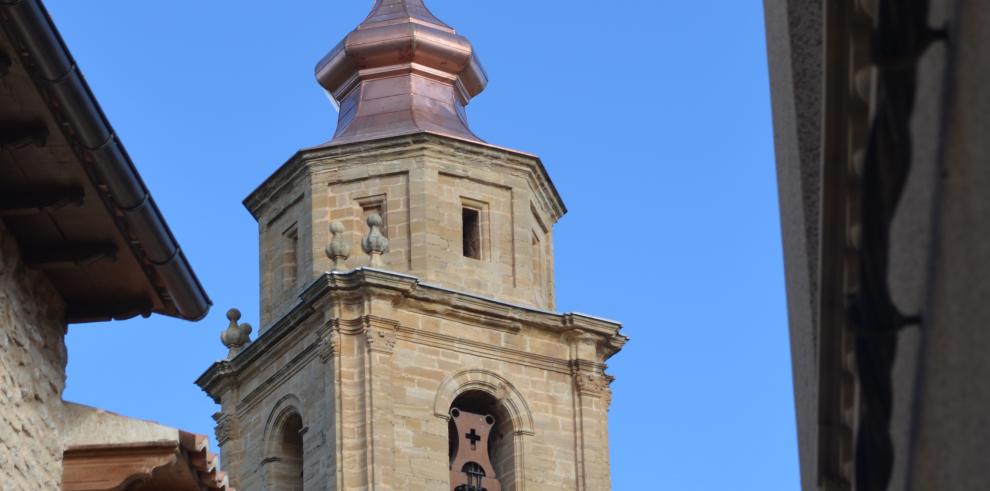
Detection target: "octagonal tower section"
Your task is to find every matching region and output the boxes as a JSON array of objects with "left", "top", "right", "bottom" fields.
[{"left": 245, "top": 133, "right": 565, "bottom": 330}]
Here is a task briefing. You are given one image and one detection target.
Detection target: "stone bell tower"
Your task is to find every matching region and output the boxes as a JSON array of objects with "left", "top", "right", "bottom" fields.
[{"left": 197, "top": 1, "right": 626, "bottom": 489}]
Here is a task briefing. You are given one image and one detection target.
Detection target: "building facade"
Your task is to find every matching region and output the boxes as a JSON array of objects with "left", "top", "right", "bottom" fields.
[
  {"left": 197, "top": 1, "right": 626, "bottom": 490},
  {"left": 1, "top": 1, "right": 227, "bottom": 490},
  {"left": 765, "top": 0, "right": 990, "bottom": 489}
]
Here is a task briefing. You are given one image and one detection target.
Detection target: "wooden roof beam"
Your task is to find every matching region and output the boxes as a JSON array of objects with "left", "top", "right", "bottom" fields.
[
  {"left": 24, "top": 243, "right": 117, "bottom": 270},
  {"left": 0, "top": 187, "right": 84, "bottom": 216}
]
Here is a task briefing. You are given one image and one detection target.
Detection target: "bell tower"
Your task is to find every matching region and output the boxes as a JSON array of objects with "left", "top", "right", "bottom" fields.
[{"left": 198, "top": 1, "right": 626, "bottom": 489}]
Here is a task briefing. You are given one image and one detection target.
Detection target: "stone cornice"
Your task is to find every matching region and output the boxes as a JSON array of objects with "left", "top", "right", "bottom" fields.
[
  {"left": 196, "top": 268, "right": 626, "bottom": 402},
  {"left": 312, "top": 269, "right": 625, "bottom": 351},
  {"left": 195, "top": 360, "right": 236, "bottom": 404},
  {"left": 242, "top": 133, "right": 566, "bottom": 223},
  {"left": 196, "top": 301, "right": 318, "bottom": 404}
]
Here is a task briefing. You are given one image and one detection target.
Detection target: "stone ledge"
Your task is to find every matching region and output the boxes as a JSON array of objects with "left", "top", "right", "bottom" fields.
[
  {"left": 197, "top": 268, "right": 627, "bottom": 403},
  {"left": 243, "top": 132, "right": 565, "bottom": 223}
]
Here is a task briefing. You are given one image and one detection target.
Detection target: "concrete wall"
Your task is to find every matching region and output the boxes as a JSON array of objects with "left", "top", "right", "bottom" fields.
[
  {"left": 0, "top": 221, "right": 67, "bottom": 490},
  {"left": 907, "top": 1, "right": 990, "bottom": 487},
  {"left": 766, "top": 0, "right": 990, "bottom": 488},
  {"left": 762, "top": 1, "right": 823, "bottom": 487}
]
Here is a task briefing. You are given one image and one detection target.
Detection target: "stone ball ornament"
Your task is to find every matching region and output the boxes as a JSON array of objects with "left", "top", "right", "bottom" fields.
[
  {"left": 326, "top": 220, "right": 352, "bottom": 271},
  {"left": 221, "top": 308, "right": 253, "bottom": 358},
  {"left": 362, "top": 212, "right": 390, "bottom": 267}
]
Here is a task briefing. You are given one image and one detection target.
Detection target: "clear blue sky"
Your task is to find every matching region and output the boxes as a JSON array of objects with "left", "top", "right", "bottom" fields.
[{"left": 52, "top": 1, "right": 796, "bottom": 488}]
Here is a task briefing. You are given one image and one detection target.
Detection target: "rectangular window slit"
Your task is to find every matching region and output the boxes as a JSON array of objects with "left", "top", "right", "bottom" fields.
[
  {"left": 283, "top": 228, "right": 299, "bottom": 290},
  {"left": 462, "top": 207, "right": 481, "bottom": 259}
]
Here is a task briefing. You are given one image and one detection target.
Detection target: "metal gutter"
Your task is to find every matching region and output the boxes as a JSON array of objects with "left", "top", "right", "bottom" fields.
[{"left": 0, "top": 0, "right": 211, "bottom": 320}]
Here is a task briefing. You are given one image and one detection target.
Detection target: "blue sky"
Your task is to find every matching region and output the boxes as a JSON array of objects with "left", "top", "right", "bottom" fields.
[{"left": 51, "top": 1, "right": 796, "bottom": 488}]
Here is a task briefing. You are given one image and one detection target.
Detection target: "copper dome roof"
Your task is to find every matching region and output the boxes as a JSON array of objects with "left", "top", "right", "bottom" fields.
[{"left": 315, "top": 0, "right": 488, "bottom": 145}]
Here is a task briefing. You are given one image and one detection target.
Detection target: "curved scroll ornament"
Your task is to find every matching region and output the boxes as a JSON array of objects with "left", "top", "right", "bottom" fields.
[
  {"left": 575, "top": 372, "right": 614, "bottom": 407},
  {"left": 213, "top": 412, "right": 238, "bottom": 446},
  {"left": 317, "top": 327, "right": 336, "bottom": 364},
  {"left": 365, "top": 328, "right": 397, "bottom": 353}
]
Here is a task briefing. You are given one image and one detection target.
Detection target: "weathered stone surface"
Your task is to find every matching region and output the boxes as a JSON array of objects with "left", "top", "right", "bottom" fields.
[
  {"left": 246, "top": 134, "right": 565, "bottom": 330},
  {"left": 199, "top": 270, "right": 624, "bottom": 490},
  {"left": 0, "top": 220, "right": 67, "bottom": 491},
  {"left": 219, "top": 44, "right": 622, "bottom": 489}
]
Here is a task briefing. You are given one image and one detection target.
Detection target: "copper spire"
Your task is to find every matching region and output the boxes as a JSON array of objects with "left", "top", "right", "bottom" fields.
[
  {"left": 316, "top": 0, "right": 488, "bottom": 145},
  {"left": 358, "top": 0, "right": 452, "bottom": 31}
]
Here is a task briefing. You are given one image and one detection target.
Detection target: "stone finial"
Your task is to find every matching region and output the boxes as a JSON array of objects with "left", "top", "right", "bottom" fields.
[
  {"left": 220, "top": 308, "right": 252, "bottom": 359},
  {"left": 325, "top": 220, "right": 351, "bottom": 271},
  {"left": 362, "top": 212, "right": 389, "bottom": 267}
]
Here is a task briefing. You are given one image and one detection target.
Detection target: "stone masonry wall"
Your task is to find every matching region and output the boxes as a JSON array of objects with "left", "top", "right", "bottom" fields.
[
  {"left": 249, "top": 136, "right": 565, "bottom": 330},
  {"left": 0, "top": 221, "right": 67, "bottom": 491},
  {"left": 204, "top": 271, "right": 622, "bottom": 490}
]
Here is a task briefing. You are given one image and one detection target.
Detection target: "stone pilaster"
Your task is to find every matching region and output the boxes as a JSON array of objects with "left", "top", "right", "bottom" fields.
[
  {"left": 199, "top": 267, "right": 625, "bottom": 491},
  {"left": 363, "top": 316, "right": 398, "bottom": 490},
  {"left": 204, "top": 361, "right": 244, "bottom": 490},
  {"left": 569, "top": 330, "right": 615, "bottom": 491}
]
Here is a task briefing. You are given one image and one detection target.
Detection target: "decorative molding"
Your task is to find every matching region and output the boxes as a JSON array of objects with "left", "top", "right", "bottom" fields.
[
  {"left": 213, "top": 411, "right": 238, "bottom": 446},
  {"left": 198, "top": 269, "right": 626, "bottom": 412},
  {"left": 262, "top": 394, "right": 306, "bottom": 457},
  {"left": 198, "top": 269, "right": 625, "bottom": 397},
  {"left": 433, "top": 369, "right": 535, "bottom": 436},
  {"left": 316, "top": 324, "right": 337, "bottom": 363},
  {"left": 396, "top": 325, "right": 575, "bottom": 375},
  {"left": 244, "top": 133, "right": 566, "bottom": 224},
  {"left": 197, "top": 296, "right": 320, "bottom": 402},
  {"left": 196, "top": 360, "right": 236, "bottom": 404},
  {"left": 365, "top": 327, "right": 397, "bottom": 354},
  {"left": 63, "top": 442, "right": 180, "bottom": 491},
  {"left": 437, "top": 170, "right": 513, "bottom": 192},
  {"left": 574, "top": 372, "right": 614, "bottom": 402}
]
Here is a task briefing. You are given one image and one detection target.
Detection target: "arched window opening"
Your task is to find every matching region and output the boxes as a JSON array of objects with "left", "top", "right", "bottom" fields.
[
  {"left": 271, "top": 412, "right": 304, "bottom": 491},
  {"left": 449, "top": 390, "right": 515, "bottom": 491}
]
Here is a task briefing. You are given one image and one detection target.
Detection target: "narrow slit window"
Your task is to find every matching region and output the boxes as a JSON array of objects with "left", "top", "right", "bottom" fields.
[
  {"left": 532, "top": 232, "right": 543, "bottom": 292},
  {"left": 280, "top": 227, "right": 299, "bottom": 291},
  {"left": 462, "top": 207, "right": 481, "bottom": 259}
]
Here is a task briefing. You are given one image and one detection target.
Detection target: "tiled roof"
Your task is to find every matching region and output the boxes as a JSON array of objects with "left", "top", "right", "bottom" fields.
[
  {"left": 62, "top": 403, "right": 233, "bottom": 491},
  {"left": 179, "top": 430, "right": 234, "bottom": 491}
]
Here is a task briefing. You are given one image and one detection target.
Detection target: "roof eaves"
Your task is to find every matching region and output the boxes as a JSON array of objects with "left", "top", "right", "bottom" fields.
[{"left": 0, "top": 0, "right": 211, "bottom": 320}]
